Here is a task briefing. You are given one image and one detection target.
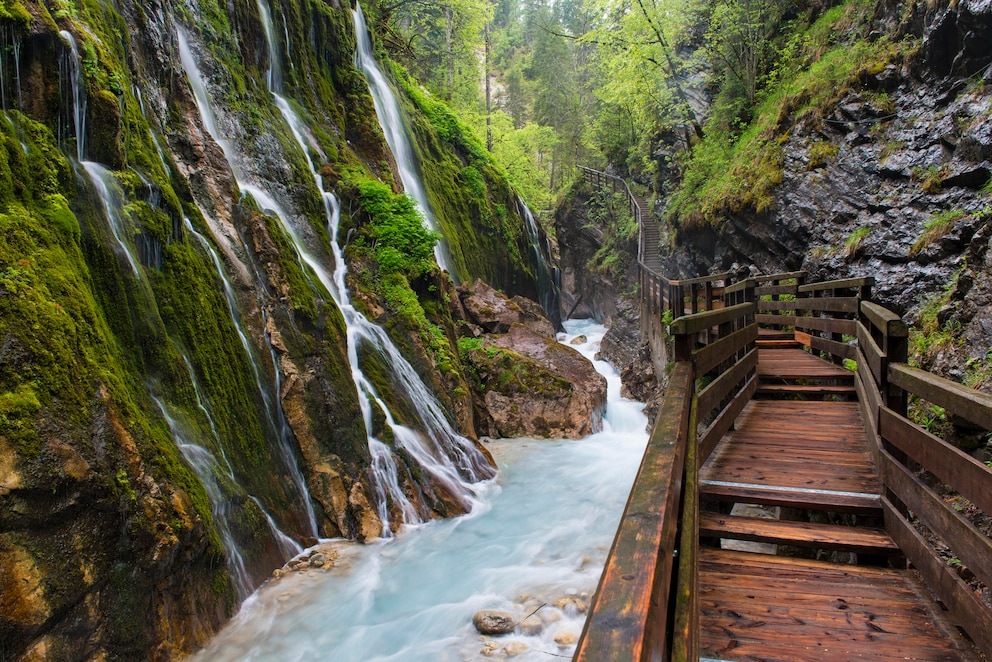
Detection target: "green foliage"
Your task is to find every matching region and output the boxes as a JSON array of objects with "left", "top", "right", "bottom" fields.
[
  {"left": 668, "top": 2, "right": 910, "bottom": 227},
  {"left": 910, "top": 209, "right": 968, "bottom": 255},
  {"left": 844, "top": 226, "right": 870, "bottom": 257},
  {"left": 914, "top": 165, "right": 948, "bottom": 194},
  {"left": 586, "top": 188, "right": 638, "bottom": 288},
  {"left": 807, "top": 141, "right": 839, "bottom": 169},
  {"left": 353, "top": 176, "right": 440, "bottom": 279}
]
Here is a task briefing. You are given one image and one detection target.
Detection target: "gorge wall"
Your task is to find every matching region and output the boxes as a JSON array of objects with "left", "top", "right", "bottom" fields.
[{"left": 0, "top": 0, "right": 554, "bottom": 657}]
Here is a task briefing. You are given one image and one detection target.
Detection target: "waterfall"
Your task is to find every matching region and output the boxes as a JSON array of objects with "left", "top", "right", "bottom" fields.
[
  {"left": 517, "top": 198, "right": 563, "bottom": 329},
  {"left": 59, "top": 30, "right": 86, "bottom": 161},
  {"left": 178, "top": 9, "right": 494, "bottom": 538},
  {"left": 184, "top": 216, "right": 319, "bottom": 538},
  {"left": 351, "top": 4, "right": 455, "bottom": 279},
  {"left": 153, "top": 397, "right": 254, "bottom": 599},
  {"left": 81, "top": 162, "right": 141, "bottom": 274}
]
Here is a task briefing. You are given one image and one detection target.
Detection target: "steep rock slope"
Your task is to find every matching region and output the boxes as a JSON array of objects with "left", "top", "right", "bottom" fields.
[
  {"left": 663, "top": 1, "right": 992, "bottom": 387},
  {"left": 0, "top": 0, "right": 547, "bottom": 657}
]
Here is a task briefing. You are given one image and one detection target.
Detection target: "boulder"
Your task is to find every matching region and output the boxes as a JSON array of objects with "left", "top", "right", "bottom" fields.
[
  {"left": 519, "top": 615, "right": 543, "bottom": 636},
  {"left": 457, "top": 280, "right": 607, "bottom": 439},
  {"left": 472, "top": 610, "right": 516, "bottom": 635},
  {"left": 554, "top": 630, "right": 578, "bottom": 647}
]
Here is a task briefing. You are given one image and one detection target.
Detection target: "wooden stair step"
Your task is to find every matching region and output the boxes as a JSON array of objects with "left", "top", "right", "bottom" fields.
[
  {"left": 699, "top": 512, "right": 900, "bottom": 555},
  {"left": 757, "top": 383, "right": 857, "bottom": 396},
  {"left": 755, "top": 339, "right": 801, "bottom": 348},
  {"left": 700, "top": 480, "right": 882, "bottom": 516}
]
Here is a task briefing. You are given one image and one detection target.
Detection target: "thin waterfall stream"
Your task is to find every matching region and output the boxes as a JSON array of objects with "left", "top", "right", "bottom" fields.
[
  {"left": 193, "top": 320, "right": 648, "bottom": 661},
  {"left": 351, "top": 4, "right": 455, "bottom": 278}
]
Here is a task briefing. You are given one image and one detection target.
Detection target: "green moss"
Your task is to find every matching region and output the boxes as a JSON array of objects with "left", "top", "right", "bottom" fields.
[
  {"left": 844, "top": 226, "right": 870, "bottom": 257},
  {"left": 669, "top": 2, "right": 912, "bottom": 228},
  {"left": 807, "top": 141, "right": 839, "bottom": 169}
]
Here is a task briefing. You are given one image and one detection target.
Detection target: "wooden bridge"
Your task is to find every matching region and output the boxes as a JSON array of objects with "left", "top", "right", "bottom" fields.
[{"left": 574, "top": 168, "right": 992, "bottom": 661}]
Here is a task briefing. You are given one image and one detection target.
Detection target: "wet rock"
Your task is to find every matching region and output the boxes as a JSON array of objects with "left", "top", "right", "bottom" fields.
[
  {"left": 473, "top": 610, "right": 516, "bottom": 635},
  {"left": 552, "top": 596, "right": 587, "bottom": 614},
  {"left": 308, "top": 553, "right": 325, "bottom": 568},
  {"left": 519, "top": 615, "right": 543, "bottom": 636},
  {"left": 569, "top": 335, "right": 587, "bottom": 345},
  {"left": 504, "top": 641, "right": 530, "bottom": 656},
  {"left": 554, "top": 630, "right": 578, "bottom": 647},
  {"left": 457, "top": 280, "right": 607, "bottom": 439}
]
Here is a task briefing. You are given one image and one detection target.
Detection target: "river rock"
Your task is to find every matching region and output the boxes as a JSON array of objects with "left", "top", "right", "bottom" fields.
[
  {"left": 473, "top": 610, "right": 516, "bottom": 635},
  {"left": 569, "top": 334, "right": 587, "bottom": 345},
  {"left": 554, "top": 630, "right": 578, "bottom": 647},
  {"left": 503, "top": 641, "right": 530, "bottom": 656},
  {"left": 552, "top": 596, "right": 587, "bottom": 614},
  {"left": 519, "top": 615, "right": 544, "bottom": 636}
]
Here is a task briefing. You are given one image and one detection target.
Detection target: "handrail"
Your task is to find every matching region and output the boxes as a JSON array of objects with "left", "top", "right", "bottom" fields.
[
  {"left": 858, "top": 300, "right": 992, "bottom": 657},
  {"left": 577, "top": 296, "right": 757, "bottom": 660},
  {"left": 575, "top": 361, "right": 694, "bottom": 661}
]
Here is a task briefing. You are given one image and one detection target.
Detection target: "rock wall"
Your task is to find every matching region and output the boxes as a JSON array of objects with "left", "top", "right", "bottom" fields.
[
  {"left": 660, "top": 1, "right": 992, "bottom": 388},
  {"left": 0, "top": 0, "right": 546, "bottom": 657}
]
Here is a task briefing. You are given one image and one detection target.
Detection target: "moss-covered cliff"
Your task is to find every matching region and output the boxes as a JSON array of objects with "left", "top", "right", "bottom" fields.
[{"left": 0, "top": 0, "right": 544, "bottom": 657}]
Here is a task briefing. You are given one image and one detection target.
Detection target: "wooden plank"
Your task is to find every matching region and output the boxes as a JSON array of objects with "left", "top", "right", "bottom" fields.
[
  {"left": 861, "top": 301, "right": 908, "bottom": 337},
  {"left": 857, "top": 321, "right": 886, "bottom": 389},
  {"left": 756, "top": 270, "right": 806, "bottom": 282},
  {"left": 882, "top": 498, "right": 992, "bottom": 657},
  {"left": 699, "top": 547, "right": 976, "bottom": 661},
  {"left": 699, "top": 512, "right": 899, "bottom": 554},
  {"left": 757, "top": 383, "right": 857, "bottom": 396},
  {"left": 794, "top": 330, "right": 812, "bottom": 347},
  {"left": 888, "top": 363, "right": 992, "bottom": 430},
  {"left": 692, "top": 323, "right": 758, "bottom": 377},
  {"left": 723, "top": 278, "right": 754, "bottom": 295},
  {"left": 698, "top": 377, "right": 757, "bottom": 464},
  {"left": 756, "top": 313, "right": 797, "bottom": 327},
  {"left": 671, "top": 271, "right": 732, "bottom": 287},
  {"left": 755, "top": 284, "right": 797, "bottom": 296},
  {"left": 699, "top": 481, "right": 881, "bottom": 514},
  {"left": 879, "top": 450, "right": 992, "bottom": 591},
  {"left": 792, "top": 316, "right": 857, "bottom": 336},
  {"left": 857, "top": 349, "right": 882, "bottom": 428},
  {"left": 879, "top": 406, "right": 992, "bottom": 517},
  {"left": 855, "top": 361, "right": 881, "bottom": 467},
  {"left": 575, "top": 362, "right": 693, "bottom": 662},
  {"left": 671, "top": 302, "right": 754, "bottom": 336},
  {"left": 697, "top": 349, "right": 757, "bottom": 421},
  {"left": 757, "top": 348, "right": 853, "bottom": 381},
  {"left": 759, "top": 296, "right": 859, "bottom": 313},
  {"left": 672, "top": 403, "right": 699, "bottom": 662},
  {"left": 798, "top": 276, "right": 875, "bottom": 293},
  {"left": 809, "top": 334, "right": 856, "bottom": 360}
]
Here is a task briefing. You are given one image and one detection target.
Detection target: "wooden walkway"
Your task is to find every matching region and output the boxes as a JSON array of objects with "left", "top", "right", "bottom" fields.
[{"left": 697, "top": 344, "right": 978, "bottom": 661}]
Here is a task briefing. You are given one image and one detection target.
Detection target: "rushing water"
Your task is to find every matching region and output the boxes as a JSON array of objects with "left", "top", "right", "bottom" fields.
[
  {"left": 178, "top": 9, "right": 494, "bottom": 536},
  {"left": 518, "top": 198, "right": 562, "bottom": 329},
  {"left": 351, "top": 4, "right": 455, "bottom": 278},
  {"left": 193, "top": 320, "right": 648, "bottom": 661}
]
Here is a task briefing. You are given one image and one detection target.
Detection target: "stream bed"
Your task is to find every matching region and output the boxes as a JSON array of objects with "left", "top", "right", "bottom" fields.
[{"left": 192, "top": 320, "right": 648, "bottom": 661}]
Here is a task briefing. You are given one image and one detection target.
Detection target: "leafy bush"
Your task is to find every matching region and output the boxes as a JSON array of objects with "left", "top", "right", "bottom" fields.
[{"left": 354, "top": 177, "right": 440, "bottom": 278}]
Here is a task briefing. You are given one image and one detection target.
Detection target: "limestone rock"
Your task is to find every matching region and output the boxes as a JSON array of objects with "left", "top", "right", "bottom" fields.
[
  {"left": 519, "top": 615, "right": 543, "bottom": 636},
  {"left": 472, "top": 610, "right": 516, "bottom": 635},
  {"left": 457, "top": 280, "right": 607, "bottom": 439}
]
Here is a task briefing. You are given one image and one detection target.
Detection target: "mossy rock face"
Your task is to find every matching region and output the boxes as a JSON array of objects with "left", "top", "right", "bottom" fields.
[{"left": 88, "top": 89, "right": 124, "bottom": 167}]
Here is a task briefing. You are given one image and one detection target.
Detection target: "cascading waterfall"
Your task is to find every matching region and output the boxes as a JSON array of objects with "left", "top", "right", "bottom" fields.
[
  {"left": 517, "top": 199, "right": 563, "bottom": 328},
  {"left": 351, "top": 4, "right": 455, "bottom": 279},
  {"left": 178, "top": 8, "right": 494, "bottom": 537},
  {"left": 59, "top": 28, "right": 307, "bottom": 586},
  {"left": 58, "top": 30, "right": 86, "bottom": 161},
  {"left": 154, "top": 395, "right": 254, "bottom": 599},
  {"left": 184, "top": 217, "right": 319, "bottom": 538}
]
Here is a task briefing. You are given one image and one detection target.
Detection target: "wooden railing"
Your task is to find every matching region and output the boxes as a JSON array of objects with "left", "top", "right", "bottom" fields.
[
  {"left": 757, "top": 272, "right": 872, "bottom": 363},
  {"left": 576, "top": 273, "right": 992, "bottom": 660},
  {"left": 859, "top": 302, "right": 992, "bottom": 655},
  {"left": 576, "top": 298, "right": 757, "bottom": 661}
]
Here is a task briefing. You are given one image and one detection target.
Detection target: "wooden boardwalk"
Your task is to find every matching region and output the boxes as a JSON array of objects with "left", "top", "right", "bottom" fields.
[{"left": 697, "top": 344, "right": 978, "bottom": 661}]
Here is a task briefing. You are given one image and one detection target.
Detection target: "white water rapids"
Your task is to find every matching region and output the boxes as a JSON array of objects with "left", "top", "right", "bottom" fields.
[{"left": 193, "top": 320, "right": 648, "bottom": 661}]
